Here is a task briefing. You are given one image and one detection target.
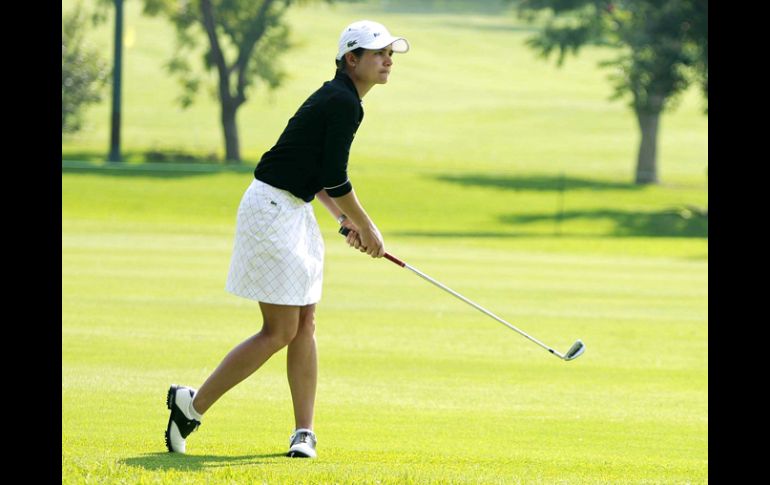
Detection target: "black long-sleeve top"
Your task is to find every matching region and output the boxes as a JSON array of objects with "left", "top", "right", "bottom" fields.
[{"left": 254, "top": 71, "right": 363, "bottom": 202}]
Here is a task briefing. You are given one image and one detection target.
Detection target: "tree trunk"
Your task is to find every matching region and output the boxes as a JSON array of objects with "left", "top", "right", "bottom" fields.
[
  {"left": 634, "top": 96, "right": 664, "bottom": 185},
  {"left": 222, "top": 102, "right": 240, "bottom": 163}
]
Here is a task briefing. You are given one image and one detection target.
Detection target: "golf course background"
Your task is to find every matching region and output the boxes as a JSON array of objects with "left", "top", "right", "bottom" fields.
[{"left": 62, "top": 0, "right": 708, "bottom": 483}]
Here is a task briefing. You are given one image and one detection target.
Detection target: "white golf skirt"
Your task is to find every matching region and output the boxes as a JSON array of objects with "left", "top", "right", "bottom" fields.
[{"left": 226, "top": 178, "right": 324, "bottom": 305}]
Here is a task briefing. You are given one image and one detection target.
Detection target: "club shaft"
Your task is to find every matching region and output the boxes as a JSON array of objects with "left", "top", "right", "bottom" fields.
[
  {"left": 399, "top": 260, "right": 563, "bottom": 358},
  {"left": 337, "top": 226, "right": 568, "bottom": 359}
]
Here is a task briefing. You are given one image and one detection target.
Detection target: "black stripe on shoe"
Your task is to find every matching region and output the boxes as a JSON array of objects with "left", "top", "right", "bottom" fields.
[{"left": 165, "top": 385, "right": 201, "bottom": 452}]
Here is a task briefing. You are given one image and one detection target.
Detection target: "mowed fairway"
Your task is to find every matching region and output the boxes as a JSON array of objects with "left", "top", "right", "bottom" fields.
[
  {"left": 62, "top": 165, "right": 707, "bottom": 484},
  {"left": 62, "top": 1, "right": 707, "bottom": 483}
]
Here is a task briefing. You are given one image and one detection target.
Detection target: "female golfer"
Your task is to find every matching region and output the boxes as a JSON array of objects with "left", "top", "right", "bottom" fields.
[{"left": 164, "top": 20, "right": 409, "bottom": 458}]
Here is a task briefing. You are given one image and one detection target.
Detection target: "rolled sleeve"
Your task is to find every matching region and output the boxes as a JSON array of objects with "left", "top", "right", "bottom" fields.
[{"left": 322, "top": 93, "right": 361, "bottom": 197}]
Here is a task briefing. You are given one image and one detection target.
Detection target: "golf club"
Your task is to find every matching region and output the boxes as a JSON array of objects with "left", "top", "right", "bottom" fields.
[{"left": 339, "top": 227, "right": 585, "bottom": 361}]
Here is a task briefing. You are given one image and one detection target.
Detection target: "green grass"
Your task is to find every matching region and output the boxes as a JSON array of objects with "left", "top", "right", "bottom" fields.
[
  {"left": 62, "top": 165, "right": 707, "bottom": 484},
  {"left": 62, "top": 0, "right": 707, "bottom": 483}
]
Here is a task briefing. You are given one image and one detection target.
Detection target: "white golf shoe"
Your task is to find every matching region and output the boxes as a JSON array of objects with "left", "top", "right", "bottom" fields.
[
  {"left": 287, "top": 428, "right": 317, "bottom": 458},
  {"left": 165, "top": 384, "right": 202, "bottom": 453}
]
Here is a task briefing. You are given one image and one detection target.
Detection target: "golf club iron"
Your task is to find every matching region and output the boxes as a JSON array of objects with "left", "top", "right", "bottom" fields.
[{"left": 339, "top": 227, "right": 585, "bottom": 361}]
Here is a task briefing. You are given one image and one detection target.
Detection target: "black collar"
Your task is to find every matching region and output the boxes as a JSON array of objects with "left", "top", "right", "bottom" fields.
[{"left": 334, "top": 71, "right": 361, "bottom": 101}]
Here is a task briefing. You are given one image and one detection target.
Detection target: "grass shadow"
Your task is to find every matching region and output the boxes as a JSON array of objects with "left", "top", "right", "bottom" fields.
[
  {"left": 62, "top": 160, "right": 255, "bottom": 179},
  {"left": 392, "top": 206, "right": 708, "bottom": 239},
  {"left": 393, "top": 230, "right": 531, "bottom": 238},
  {"left": 501, "top": 207, "right": 708, "bottom": 238},
  {"left": 429, "top": 172, "right": 706, "bottom": 238},
  {"left": 395, "top": 208, "right": 707, "bottom": 239},
  {"left": 120, "top": 452, "right": 287, "bottom": 471},
  {"left": 435, "top": 173, "right": 641, "bottom": 192}
]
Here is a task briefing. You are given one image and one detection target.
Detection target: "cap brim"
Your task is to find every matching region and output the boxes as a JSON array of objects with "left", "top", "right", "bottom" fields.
[{"left": 361, "top": 36, "right": 410, "bottom": 53}]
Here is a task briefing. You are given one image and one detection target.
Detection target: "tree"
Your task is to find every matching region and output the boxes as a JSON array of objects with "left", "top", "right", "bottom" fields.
[
  {"left": 513, "top": 0, "right": 708, "bottom": 184},
  {"left": 139, "top": 0, "right": 310, "bottom": 163},
  {"left": 62, "top": 2, "right": 110, "bottom": 135}
]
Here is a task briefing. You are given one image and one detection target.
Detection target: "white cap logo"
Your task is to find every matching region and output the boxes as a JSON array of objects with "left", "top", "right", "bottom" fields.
[{"left": 336, "top": 20, "right": 410, "bottom": 61}]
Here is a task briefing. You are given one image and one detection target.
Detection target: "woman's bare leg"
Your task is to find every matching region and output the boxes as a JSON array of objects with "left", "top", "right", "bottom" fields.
[
  {"left": 191, "top": 302, "right": 301, "bottom": 414},
  {"left": 287, "top": 304, "right": 317, "bottom": 430}
]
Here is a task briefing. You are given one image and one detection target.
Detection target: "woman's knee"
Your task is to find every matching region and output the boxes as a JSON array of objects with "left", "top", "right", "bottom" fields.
[
  {"left": 259, "top": 303, "right": 301, "bottom": 349},
  {"left": 296, "top": 304, "right": 316, "bottom": 339},
  {"left": 260, "top": 321, "right": 298, "bottom": 349}
]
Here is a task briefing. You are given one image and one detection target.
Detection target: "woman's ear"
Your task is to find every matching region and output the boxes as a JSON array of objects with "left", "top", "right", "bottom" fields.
[{"left": 345, "top": 52, "right": 357, "bottom": 68}]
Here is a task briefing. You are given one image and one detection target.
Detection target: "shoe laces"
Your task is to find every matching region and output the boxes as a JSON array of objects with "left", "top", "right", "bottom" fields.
[{"left": 291, "top": 429, "right": 316, "bottom": 446}]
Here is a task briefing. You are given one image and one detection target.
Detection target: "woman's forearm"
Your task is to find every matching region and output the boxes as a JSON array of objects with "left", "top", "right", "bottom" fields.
[
  {"left": 327, "top": 189, "right": 374, "bottom": 230},
  {"left": 317, "top": 188, "right": 383, "bottom": 257},
  {"left": 316, "top": 190, "right": 345, "bottom": 222}
]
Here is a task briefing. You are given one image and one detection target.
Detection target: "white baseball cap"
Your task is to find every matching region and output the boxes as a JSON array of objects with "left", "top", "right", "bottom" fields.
[{"left": 336, "top": 20, "right": 410, "bottom": 61}]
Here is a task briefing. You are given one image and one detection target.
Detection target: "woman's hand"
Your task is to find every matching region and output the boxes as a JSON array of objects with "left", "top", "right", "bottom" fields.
[
  {"left": 340, "top": 220, "right": 367, "bottom": 252},
  {"left": 357, "top": 223, "right": 385, "bottom": 258},
  {"left": 325, "top": 189, "right": 384, "bottom": 258}
]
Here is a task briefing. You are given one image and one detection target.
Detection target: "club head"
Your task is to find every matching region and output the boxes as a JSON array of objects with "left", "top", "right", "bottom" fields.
[{"left": 563, "top": 339, "right": 585, "bottom": 361}]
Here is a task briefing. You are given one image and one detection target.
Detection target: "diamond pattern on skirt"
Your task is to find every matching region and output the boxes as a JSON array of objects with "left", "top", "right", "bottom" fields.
[{"left": 226, "top": 179, "right": 324, "bottom": 305}]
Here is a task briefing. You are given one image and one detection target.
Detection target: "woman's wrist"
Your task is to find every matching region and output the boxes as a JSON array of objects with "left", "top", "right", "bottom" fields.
[{"left": 336, "top": 214, "right": 347, "bottom": 224}]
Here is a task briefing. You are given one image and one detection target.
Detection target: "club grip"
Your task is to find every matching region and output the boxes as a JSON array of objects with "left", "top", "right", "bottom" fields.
[
  {"left": 337, "top": 226, "right": 406, "bottom": 267},
  {"left": 384, "top": 253, "right": 406, "bottom": 267}
]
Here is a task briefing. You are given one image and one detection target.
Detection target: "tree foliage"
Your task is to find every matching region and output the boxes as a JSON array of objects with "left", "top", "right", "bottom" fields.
[
  {"left": 62, "top": 2, "right": 110, "bottom": 134},
  {"left": 142, "top": 0, "right": 292, "bottom": 109},
  {"left": 134, "top": 0, "right": 314, "bottom": 162},
  {"left": 512, "top": 0, "right": 707, "bottom": 183},
  {"left": 517, "top": 0, "right": 707, "bottom": 114}
]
